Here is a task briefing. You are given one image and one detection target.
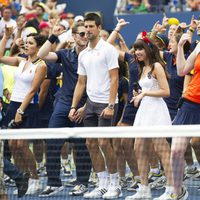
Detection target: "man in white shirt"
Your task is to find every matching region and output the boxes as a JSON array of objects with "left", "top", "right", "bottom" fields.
[
  {"left": 69, "top": 13, "right": 121, "bottom": 199},
  {"left": 0, "top": 7, "right": 16, "bottom": 49}
]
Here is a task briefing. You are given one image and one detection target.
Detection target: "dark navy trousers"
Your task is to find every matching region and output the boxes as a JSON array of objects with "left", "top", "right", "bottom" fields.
[{"left": 46, "top": 100, "right": 91, "bottom": 186}]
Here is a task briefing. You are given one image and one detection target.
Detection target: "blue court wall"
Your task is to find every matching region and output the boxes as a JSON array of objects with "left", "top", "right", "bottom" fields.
[{"left": 57, "top": 0, "right": 116, "bottom": 31}]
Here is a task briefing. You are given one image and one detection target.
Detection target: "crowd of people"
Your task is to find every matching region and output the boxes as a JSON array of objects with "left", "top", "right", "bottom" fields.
[
  {"left": 116, "top": 0, "right": 200, "bottom": 14},
  {"left": 0, "top": 1, "right": 200, "bottom": 200}
]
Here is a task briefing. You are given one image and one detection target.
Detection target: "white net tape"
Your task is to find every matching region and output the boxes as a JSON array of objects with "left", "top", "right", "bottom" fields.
[{"left": 1, "top": 125, "right": 200, "bottom": 140}]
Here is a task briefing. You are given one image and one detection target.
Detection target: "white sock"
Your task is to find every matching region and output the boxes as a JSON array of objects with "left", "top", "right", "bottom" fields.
[
  {"left": 110, "top": 172, "right": 119, "bottom": 188},
  {"left": 97, "top": 171, "right": 109, "bottom": 189},
  {"left": 166, "top": 186, "right": 174, "bottom": 194}
]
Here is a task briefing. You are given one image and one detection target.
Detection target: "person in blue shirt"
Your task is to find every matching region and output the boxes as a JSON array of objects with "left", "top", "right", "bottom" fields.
[{"left": 37, "top": 21, "right": 92, "bottom": 197}]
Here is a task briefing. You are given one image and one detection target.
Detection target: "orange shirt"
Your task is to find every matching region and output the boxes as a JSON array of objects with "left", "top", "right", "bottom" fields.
[
  {"left": 184, "top": 53, "right": 200, "bottom": 103},
  {"left": 0, "top": 0, "right": 8, "bottom": 6}
]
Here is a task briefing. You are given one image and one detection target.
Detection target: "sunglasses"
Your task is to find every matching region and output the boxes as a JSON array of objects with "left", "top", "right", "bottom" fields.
[
  {"left": 67, "top": 17, "right": 74, "bottom": 19},
  {"left": 77, "top": 32, "right": 86, "bottom": 37}
]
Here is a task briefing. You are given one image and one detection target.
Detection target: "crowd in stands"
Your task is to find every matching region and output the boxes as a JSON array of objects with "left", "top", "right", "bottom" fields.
[
  {"left": 1, "top": 1, "right": 200, "bottom": 200},
  {"left": 116, "top": 0, "right": 200, "bottom": 14}
]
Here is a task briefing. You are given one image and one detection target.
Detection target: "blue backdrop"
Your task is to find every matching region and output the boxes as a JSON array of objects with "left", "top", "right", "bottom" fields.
[{"left": 57, "top": 1, "right": 199, "bottom": 46}]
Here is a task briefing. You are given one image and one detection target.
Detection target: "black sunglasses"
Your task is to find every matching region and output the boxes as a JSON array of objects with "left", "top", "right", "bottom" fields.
[{"left": 77, "top": 32, "right": 86, "bottom": 37}]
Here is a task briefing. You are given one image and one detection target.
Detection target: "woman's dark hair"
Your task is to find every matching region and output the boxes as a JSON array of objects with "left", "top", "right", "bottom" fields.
[
  {"left": 118, "top": 60, "right": 129, "bottom": 78},
  {"left": 133, "top": 38, "right": 170, "bottom": 80},
  {"left": 27, "top": 33, "right": 48, "bottom": 47},
  {"left": 84, "top": 12, "right": 102, "bottom": 26}
]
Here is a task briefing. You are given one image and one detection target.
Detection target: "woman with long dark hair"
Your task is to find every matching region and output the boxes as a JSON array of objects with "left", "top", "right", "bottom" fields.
[{"left": 126, "top": 34, "right": 174, "bottom": 200}]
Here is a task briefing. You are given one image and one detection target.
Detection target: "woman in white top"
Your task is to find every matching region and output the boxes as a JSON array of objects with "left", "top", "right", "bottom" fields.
[
  {"left": 0, "top": 26, "right": 47, "bottom": 195},
  {"left": 125, "top": 34, "right": 174, "bottom": 200}
]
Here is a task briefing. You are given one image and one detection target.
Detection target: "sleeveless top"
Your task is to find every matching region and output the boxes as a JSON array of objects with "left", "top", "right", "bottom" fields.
[
  {"left": 184, "top": 53, "right": 200, "bottom": 104},
  {"left": 11, "top": 59, "right": 42, "bottom": 104},
  {"left": 134, "top": 73, "right": 171, "bottom": 126}
]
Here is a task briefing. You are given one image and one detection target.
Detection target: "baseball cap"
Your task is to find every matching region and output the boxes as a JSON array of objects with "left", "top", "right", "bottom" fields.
[
  {"left": 74, "top": 15, "right": 84, "bottom": 22},
  {"left": 59, "top": 20, "right": 69, "bottom": 30}
]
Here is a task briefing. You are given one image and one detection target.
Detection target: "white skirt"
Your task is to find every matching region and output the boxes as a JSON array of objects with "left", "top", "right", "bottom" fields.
[{"left": 133, "top": 96, "right": 172, "bottom": 126}]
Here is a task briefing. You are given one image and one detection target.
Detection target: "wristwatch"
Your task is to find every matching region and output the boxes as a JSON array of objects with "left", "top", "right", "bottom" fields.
[
  {"left": 17, "top": 108, "right": 24, "bottom": 115},
  {"left": 107, "top": 103, "right": 115, "bottom": 110}
]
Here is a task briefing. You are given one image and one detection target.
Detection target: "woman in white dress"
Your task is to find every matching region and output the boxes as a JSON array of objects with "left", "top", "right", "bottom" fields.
[{"left": 126, "top": 33, "right": 174, "bottom": 200}]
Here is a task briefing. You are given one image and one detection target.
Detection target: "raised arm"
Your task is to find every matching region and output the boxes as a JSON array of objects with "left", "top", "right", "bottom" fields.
[
  {"left": 37, "top": 24, "right": 65, "bottom": 62},
  {"left": 0, "top": 26, "right": 22, "bottom": 66},
  {"left": 107, "top": 18, "right": 129, "bottom": 60},
  {"left": 177, "top": 33, "right": 197, "bottom": 76}
]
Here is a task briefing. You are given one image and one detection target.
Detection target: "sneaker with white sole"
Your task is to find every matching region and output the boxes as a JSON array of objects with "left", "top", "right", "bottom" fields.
[
  {"left": 148, "top": 171, "right": 163, "bottom": 183},
  {"left": 125, "top": 184, "right": 152, "bottom": 200},
  {"left": 120, "top": 177, "right": 127, "bottom": 190},
  {"left": 64, "top": 178, "right": 78, "bottom": 187},
  {"left": 183, "top": 166, "right": 199, "bottom": 181},
  {"left": 69, "top": 184, "right": 88, "bottom": 196},
  {"left": 169, "top": 186, "right": 188, "bottom": 200},
  {"left": 37, "top": 166, "right": 47, "bottom": 177},
  {"left": 153, "top": 186, "right": 174, "bottom": 200},
  {"left": 127, "top": 178, "right": 140, "bottom": 191},
  {"left": 102, "top": 187, "right": 122, "bottom": 199},
  {"left": 39, "top": 186, "right": 64, "bottom": 197},
  {"left": 83, "top": 187, "right": 108, "bottom": 199},
  {"left": 62, "top": 163, "right": 73, "bottom": 177},
  {"left": 150, "top": 176, "right": 166, "bottom": 190},
  {"left": 26, "top": 179, "right": 42, "bottom": 195}
]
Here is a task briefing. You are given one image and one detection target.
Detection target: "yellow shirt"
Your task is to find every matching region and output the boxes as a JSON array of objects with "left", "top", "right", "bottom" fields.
[{"left": 1, "top": 64, "right": 17, "bottom": 103}]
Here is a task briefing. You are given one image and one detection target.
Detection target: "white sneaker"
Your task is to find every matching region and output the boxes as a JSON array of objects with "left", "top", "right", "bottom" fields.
[
  {"left": 169, "top": 186, "right": 188, "bottom": 200},
  {"left": 102, "top": 187, "right": 122, "bottom": 199},
  {"left": 26, "top": 179, "right": 42, "bottom": 195},
  {"left": 83, "top": 187, "right": 107, "bottom": 199},
  {"left": 125, "top": 184, "right": 152, "bottom": 200},
  {"left": 153, "top": 186, "right": 174, "bottom": 200}
]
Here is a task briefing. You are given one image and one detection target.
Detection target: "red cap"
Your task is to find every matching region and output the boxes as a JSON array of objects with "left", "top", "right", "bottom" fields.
[
  {"left": 60, "top": 13, "right": 68, "bottom": 20},
  {"left": 25, "top": 13, "right": 37, "bottom": 21},
  {"left": 39, "top": 21, "right": 49, "bottom": 30}
]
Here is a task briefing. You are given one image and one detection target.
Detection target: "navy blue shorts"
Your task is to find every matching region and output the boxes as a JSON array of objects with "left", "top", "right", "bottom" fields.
[
  {"left": 2, "top": 101, "right": 39, "bottom": 128},
  {"left": 121, "top": 102, "right": 137, "bottom": 125},
  {"left": 173, "top": 100, "right": 200, "bottom": 125}
]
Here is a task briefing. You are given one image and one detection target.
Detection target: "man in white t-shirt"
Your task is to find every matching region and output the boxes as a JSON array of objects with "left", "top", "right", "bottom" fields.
[
  {"left": 69, "top": 13, "right": 121, "bottom": 199},
  {"left": 0, "top": 7, "right": 16, "bottom": 49}
]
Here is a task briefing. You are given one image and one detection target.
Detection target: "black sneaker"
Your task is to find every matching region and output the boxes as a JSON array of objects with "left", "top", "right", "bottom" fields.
[
  {"left": 39, "top": 186, "right": 64, "bottom": 197},
  {"left": 15, "top": 172, "right": 30, "bottom": 198},
  {"left": 69, "top": 184, "right": 88, "bottom": 196}
]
